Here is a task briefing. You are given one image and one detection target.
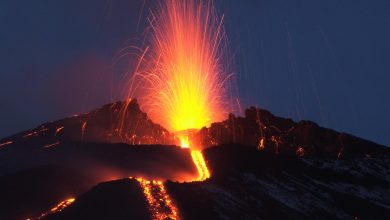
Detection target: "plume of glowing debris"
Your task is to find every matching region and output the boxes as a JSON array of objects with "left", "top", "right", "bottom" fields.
[{"left": 126, "top": 0, "right": 233, "bottom": 132}]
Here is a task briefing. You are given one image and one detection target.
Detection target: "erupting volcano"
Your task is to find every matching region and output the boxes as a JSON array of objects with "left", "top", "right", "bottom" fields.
[
  {"left": 125, "top": 0, "right": 232, "bottom": 133},
  {"left": 123, "top": 1, "right": 225, "bottom": 217},
  {"left": 1, "top": 0, "right": 389, "bottom": 220}
]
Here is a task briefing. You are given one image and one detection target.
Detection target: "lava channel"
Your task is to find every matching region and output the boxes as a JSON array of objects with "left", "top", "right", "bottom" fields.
[
  {"left": 28, "top": 198, "right": 75, "bottom": 220},
  {"left": 190, "top": 150, "right": 210, "bottom": 181},
  {"left": 135, "top": 178, "right": 179, "bottom": 220}
]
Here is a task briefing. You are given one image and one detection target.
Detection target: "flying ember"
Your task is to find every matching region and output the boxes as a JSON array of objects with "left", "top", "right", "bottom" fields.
[
  {"left": 126, "top": 0, "right": 233, "bottom": 133},
  {"left": 29, "top": 198, "right": 75, "bottom": 219},
  {"left": 122, "top": 0, "right": 227, "bottom": 218}
]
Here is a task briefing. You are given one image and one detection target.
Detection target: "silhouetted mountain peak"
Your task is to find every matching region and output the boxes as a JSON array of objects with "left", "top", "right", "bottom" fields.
[{"left": 0, "top": 101, "right": 388, "bottom": 220}]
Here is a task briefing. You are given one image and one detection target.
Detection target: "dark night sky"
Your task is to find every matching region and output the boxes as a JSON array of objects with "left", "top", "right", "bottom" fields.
[{"left": 0, "top": 0, "right": 389, "bottom": 146}]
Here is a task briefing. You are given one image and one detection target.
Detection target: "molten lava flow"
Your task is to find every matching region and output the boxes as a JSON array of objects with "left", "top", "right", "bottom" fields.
[
  {"left": 190, "top": 150, "right": 210, "bottom": 181},
  {"left": 33, "top": 198, "right": 75, "bottom": 219},
  {"left": 178, "top": 136, "right": 210, "bottom": 181},
  {"left": 127, "top": 0, "right": 233, "bottom": 133},
  {"left": 135, "top": 178, "right": 179, "bottom": 220},
  {"left": 122, "top": 1, "right": 224, "bottom": 218}
]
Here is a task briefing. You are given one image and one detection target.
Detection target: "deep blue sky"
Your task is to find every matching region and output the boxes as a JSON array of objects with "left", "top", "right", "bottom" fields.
[{"left": 0, "top": 0, "right": 389, "bottom": 146}]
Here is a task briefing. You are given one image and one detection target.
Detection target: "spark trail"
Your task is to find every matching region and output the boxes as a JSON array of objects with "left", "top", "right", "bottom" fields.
[
  {"left": 125, "top": 0, "right": 233, "bottom": 132},
  {"left": 125, "top": 0, "right": 225, "bottom": 219},
  {"left": 28, "top": 198, "right": 75, "bottom": 219},
  {"left": 0, "top": 140, "right": 13, "bottom": 148}
]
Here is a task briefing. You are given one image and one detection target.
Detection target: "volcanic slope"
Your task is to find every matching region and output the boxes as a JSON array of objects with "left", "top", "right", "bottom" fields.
[{"left": 0, "top": 100, "right": 389, "bottom": 219}]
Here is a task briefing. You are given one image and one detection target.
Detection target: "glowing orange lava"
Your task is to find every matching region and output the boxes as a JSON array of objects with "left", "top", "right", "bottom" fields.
[
  {"left": 177, "top": 134, "right": 210, "bottom": 181},
  {"left": 42, "top": 141, "right": 60, "bottom": 149},
  {"left": 0, "top": 140, "right": 13, "bottom": 148},
  {"left": 123, "top": 1, "right": 223, "bottom": 218},
  {"left": 190, "top": 150, "right": 210, "bottom": 181},
  {"left": 55, "top": 126, "right": 64, "bottom": 136},
  {"left": 127, "top": 0, "right": 232, "bottom": 132},
  {"left": 135, "top": 178, "right": 179, "bottom": 220},
  {"left": 31, "top": 198, "right": 75, "bottom": 219}
]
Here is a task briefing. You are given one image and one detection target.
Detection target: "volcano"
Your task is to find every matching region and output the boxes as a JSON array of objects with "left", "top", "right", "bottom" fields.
[{"left": 0, "top": 100, "right": 389, "bottom": 220}]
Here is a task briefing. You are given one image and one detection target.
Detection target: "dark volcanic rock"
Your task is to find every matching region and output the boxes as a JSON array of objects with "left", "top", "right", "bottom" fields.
[
  {"left": 0, "top": 142, "right": 197, "bottom": 220},
  {"left": 0, "top": 141, "right": 197, "bottom": 180},
  {"left": 196, "top": 107, "right": 387, "bottom": 158},
  {"left": 0, "top": 99, "right": 174, "bottom": 148},
  {"left": 166, "top": 144, "right": 390, "bottom": 220},
  {"left": 0, "top": 165, "right": 91, "bottom": 220},
  {"left": 41, "top": 144, "right": 390, "bottom": 220},
  {"left": 45, "top": 178, "right": 150, "bottom": 220},
  {"left": 0, "top": 101, "right": 388, "bottom": 220}
]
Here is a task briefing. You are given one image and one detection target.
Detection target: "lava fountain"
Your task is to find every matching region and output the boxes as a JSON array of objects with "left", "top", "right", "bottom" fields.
[
  {"left": 125, "top": 0, "right": 233, "bottom": 134},
  {"left": 123, "top": 1, "right": 232, "bottom": 218},
  {"left": 122, "top": 0, "right": 232, "bottom": 180}
]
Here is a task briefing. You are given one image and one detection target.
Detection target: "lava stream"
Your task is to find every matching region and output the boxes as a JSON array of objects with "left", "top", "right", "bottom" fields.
[
  {"left": 28, "top": 198, "right": 75, "bottom": 220},
  {"left": 135, "top": 178, "right": 179, "bottom": 220},
  {"left": 190, "top": 150, "right": 210, "bottom": 181},
  {"left": 179, "top": 135, "right": 210, "bottom": 181}
]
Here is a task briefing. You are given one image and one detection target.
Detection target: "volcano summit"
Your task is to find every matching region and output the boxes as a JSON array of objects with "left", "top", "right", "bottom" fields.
[
  {"left": 1, "top": 0, "right": 389, "bottom": 220},
  {"left": 0, "top": 100, "right": 389, "bottom": 220}
]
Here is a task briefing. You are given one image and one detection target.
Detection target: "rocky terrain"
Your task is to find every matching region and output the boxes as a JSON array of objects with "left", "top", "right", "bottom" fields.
[{"left": 0, "top": 100, "right": 388, "bottom": 219}]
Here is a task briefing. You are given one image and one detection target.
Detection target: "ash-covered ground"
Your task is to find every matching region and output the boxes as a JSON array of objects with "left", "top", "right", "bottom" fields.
[{"left": 0, "top": 100, "right": 389, "bottom": 220}]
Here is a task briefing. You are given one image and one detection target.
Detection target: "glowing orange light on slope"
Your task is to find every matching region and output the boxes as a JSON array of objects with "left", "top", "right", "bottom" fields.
[
  {"left": 135, "top": 178, "right": 179, "bottom": 220},
  {"left": 127, "top": 0, "right": 233, "bottom": 132},
  {"left": 42, "top": 141, "right": 60, "bottom": 149},
  {"left": 190, "top": 150, "right": 210, "bottom": 181},
  {"left": 178, "top": 135, "right": 210, "bottom": 181},
  {"left": 22, "top": 127, "right": 49, "bottom": 139},
  {"left": 123, "top": 1, "right": 223, "bottom": 217},
  {"left": 0, "top": 140, "right": 13, "bottom": 148},
  {"left": 55, "top": 126, "right": 64, "bottom": 136},
  {"left": 33, "top": 198, "right": 75, "bottom": 219},
  {"left": 22, "top": 132, "right": 35, "bottom": 138}
]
